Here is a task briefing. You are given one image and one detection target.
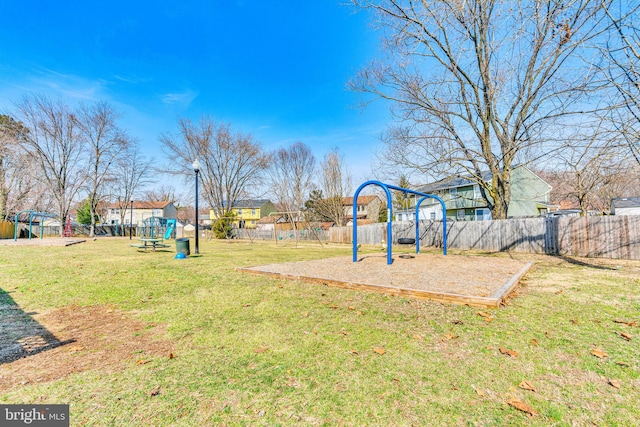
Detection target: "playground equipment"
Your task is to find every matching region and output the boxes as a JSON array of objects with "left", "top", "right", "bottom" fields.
[
  {"left": 13, "top": 210, "right": 57, "bottom": 241},
  {"left": 268, "top": 211, "right": 324, "bottom": 247},
  {"left": 352, "top": 180, "right": 447, "bottom": 265}
]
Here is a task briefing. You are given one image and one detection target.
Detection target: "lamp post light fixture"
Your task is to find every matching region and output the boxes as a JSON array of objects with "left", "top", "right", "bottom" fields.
[
  {"left": 193, "top": 159, "right": 200, "bottom": 255},
  {"left": 129, "top": 200, "right": 134, "bottom": 240}
]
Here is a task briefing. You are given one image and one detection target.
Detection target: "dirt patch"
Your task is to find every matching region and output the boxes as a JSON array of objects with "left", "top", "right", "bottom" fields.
[
  {"left": 240, "top": 253, "right": 533, "bottom": 307},
  {"left": 0, "top": 305, "right": 174, "bottom": 390}
]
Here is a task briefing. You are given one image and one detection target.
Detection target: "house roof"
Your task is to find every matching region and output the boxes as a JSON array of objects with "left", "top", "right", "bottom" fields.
[
  {"left": 611, "top": 197, "right": 640, "bottom": 208},
  {"left": 342, "top": 195, "right": 381, "bottom": 206},
  {"left": 415, "top": 171, "right": 493, "bottom": 193},
  {"left": 414, "top": 165, "right": 547, "bottom": 194}
]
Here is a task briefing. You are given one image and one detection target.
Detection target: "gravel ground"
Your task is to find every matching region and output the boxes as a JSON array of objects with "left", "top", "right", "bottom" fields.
[{"left": 242, "top": 253, "right": 532, "bottom": 298}]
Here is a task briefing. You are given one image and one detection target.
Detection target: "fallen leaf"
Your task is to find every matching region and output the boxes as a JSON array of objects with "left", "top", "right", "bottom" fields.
[
  {"left": 349, "top": 349, "right": 359, "bottom": 355},
  {"left": 477, "top": 311, "right": 492, "bottom": 318},
  {"left": 242, "top": 303, "right": 251, "bottom": 307},
  {"left": 329, "top": 304, "right": 339, "bottom": 309},
  {"left": 254, "top": 347, "right": 269, "bottom": 354},
  {"left": 136, "top": 359, "right": 150, "bottom": 365},
  {"left": 616, "top": 361, "right": 630, "bottom": 367},
  {"left": 150, "top": 388, "right": 161, "bottom": 396},
  {"left": 619, "top": 332, "right": 632, "bottom": 341},
  {"left": 356, "top": 311, "right": 363, "bottom": 315},
  {"left": 303, "top": 312, "right": 308, "bottom": 317},
  {"left": 412, "top": 334, "right": 424, "bottom": 340},
  {"left": 443, "top": 332, "right": 459, "bottom": 340},
  {"left": 451, "top": 320, "right": 464, "bottom": 325},
  {"left": 507, "top": 398, "right": 538, "bottom": 416},
  {"left": 531, "top": 339, "right": 539, "bottom": 346},
  {"left": 554, "top": 290, "right": 563, "bottom": 295},
  {"left": 348, "top": 306, "right": 355, "bottom": 310},
  {"left": 340, "top": 330, "right": 348, "bottom": 336},
  {"left": 313, "top": 329, "right": 318, "bottom": 335},
  {"left": 518, "top": 380, "right": 537, "bottom": 392},
  {"left": 608, "top": 379, "right": 621, "bottom": 389},
  {"left": 484, "top": 317, "right": 494, "bottom": 323},
  {"left": 373, "top": 347, "right": 386, "bottom": 355},
  {"left": 167, "top": 352, "right": 175, "bottom": 360},
  {"left": 614, "top": 319, "right": 638, "bottom": 327},
  {"left": 570, "top": 319, "right": 579, "bottom": 325},
  {"left": 499, "top": 347, "right": 518, "bottom": 358},
  {"left": 591, "top": 348, "right": 608, "bottom": 359},
  {"left": 471, "top": 385, "right": 485, "bottom": 396}
]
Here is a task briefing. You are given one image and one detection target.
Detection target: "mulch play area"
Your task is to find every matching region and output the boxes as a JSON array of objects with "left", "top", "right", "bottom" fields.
[{"left": 239, "top": 253, "right": 534, "bottom": 308}]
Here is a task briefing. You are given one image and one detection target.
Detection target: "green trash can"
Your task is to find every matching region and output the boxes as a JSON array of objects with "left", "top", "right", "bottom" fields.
[{"left": 176, "top": 238, "right": 190, "bottom": 256}]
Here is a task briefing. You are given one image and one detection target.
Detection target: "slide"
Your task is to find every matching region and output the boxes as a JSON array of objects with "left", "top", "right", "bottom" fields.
[{"left": 164, "top": 219, "right": 176, "bottom": 240}]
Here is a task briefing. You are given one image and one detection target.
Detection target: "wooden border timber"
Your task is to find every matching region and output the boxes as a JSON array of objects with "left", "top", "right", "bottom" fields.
[{"left": 237, "top": 261, "right": 534, "bottom": 309}]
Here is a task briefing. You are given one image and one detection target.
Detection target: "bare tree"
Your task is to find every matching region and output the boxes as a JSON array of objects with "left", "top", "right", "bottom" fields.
[
  {"left": 109, "top": 145, "right": 153, "bottom": 232},
  {"left": 599, "top": 2, "right": 640, "bottom": 164},
  {"left": 351, "top": 0, "right": 612, "bottom": 219},
  {"left": 0, "top": 114, "right": 35, "bottom": 220},
  {"left": 267, "top": 142, "right": 316, "bottom": 223},
  {"left": 15, "top": 95, "right": 86, "bottom": 235},
  {"left": 77, "top": 101, "right": 128, "bottom": 237},
  {"left": 160, "top": 117, "right": 269, "bottom": 216},
  {"left": 142, "top": 185, "right": 181, "bottom": 204},
  {"left": 543, "top": 120, "right": 628, "bottom": 215},
  {"left": 311, "top": 149, "right": 353, "bottom": 226}
]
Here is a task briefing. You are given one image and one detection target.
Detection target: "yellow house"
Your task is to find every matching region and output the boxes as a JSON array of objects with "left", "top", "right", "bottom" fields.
[{"left": 210, "top": 199, "right": 276, "bottom": 229}]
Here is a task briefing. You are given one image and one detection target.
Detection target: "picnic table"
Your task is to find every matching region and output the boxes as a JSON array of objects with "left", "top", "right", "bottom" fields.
[{"left": 129, "top": 237, "right": 171, "bottom": 252}]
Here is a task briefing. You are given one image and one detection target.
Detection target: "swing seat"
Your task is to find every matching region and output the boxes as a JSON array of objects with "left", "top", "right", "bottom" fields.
[{"left": 398, "top": 238, "right": 415, "bottom": 245}]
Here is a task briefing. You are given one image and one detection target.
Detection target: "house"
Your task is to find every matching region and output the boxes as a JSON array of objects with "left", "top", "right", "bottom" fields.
[
  {"left": 611, "top": 197, "right": 640, "bottom": 215},
  {"left": 408, "top": 165, "right": 555, "bottom": 221},
  {"left": 343, "top": 195, "right": 383, "bottom": 225},
  {"left": 104, "top": 201, "right": 178, "bottom": 225},
  {"left": 210, "top": 199, "right": 276, "bottom": 229}
]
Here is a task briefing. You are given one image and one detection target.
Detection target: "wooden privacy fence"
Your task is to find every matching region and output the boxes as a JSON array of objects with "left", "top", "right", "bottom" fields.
[
  {"left": 331, "top": 215, "right": 640, "bottom": 260},
  {"left": 235, "top": 228, "right": 330, "bottom": 242}
]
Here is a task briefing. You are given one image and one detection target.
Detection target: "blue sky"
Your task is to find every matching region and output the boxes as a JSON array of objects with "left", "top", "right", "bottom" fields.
[{"left": 0, "top": 1, "right": 390, "bottom": 192}]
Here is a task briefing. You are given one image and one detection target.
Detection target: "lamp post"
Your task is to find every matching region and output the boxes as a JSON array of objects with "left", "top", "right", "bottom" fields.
[
  {"left": 193, "top": 159, "right": 200, "bottom": 255},
  {"left": 129, "top": 200, "right": 134, "bottom": 239}
]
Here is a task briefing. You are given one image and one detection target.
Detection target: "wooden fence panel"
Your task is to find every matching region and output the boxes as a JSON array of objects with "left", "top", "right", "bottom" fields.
[{"left": 331, "top": 215, "right": 640, "bottom": 260}]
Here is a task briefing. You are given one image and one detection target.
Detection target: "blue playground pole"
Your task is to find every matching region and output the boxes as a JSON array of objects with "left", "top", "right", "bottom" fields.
[{"left": 352, "top": 181, "right": 447, "bottom": 265}]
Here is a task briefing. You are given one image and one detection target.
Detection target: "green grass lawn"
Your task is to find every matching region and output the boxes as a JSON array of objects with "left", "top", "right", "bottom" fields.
[{"left": 1, "top": 238, "right": 639, "bottom": 426}]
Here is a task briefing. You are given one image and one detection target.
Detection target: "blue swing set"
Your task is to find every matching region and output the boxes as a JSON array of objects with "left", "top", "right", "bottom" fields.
[{"left": 352, "top": 180, "right": 447, "bottom": 265}]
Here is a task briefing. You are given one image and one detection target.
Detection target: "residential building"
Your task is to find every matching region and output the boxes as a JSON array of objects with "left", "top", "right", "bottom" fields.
[
  {"left": 210, "top": 199, "right": 276, "bottom": 229},
  {"left": 406, "top": 165, "right": 555, "bottom": 221},
  {"left": 343, "top": 195, "right": 383, "bottom": 225},
  {"left": 611, "top": 197, "right": 640, "bottom": 216},
  {"left": 104, "top": 201, "right": 178, "bottom": 225}
]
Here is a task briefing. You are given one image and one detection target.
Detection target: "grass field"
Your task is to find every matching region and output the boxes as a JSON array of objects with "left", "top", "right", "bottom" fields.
[{"left": 1, "top": 238, "right": 639, "bottom": 426}]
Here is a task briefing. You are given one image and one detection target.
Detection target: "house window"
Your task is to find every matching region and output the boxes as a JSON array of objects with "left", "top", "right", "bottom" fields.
[
  {"left": 430, "top": 212, "right": 436, "bottom": 220},
  {"left": 252, "top": 209, "right": 256, "bottom": 215},
  {"left": 457, "top": 209, "right": 465, "bottom": 220},
  {"left": 474, "top": 185, "right": 481, "bottom": 199},
  {"left": 238, "top": 208, "right": 243, "bottom": 215},
  {"left": 111, "top": 209, "right": 120, "bottom": 215},
  {"left": 152, "top": 209, "right": 162, "bottom": 216},
  {"left": 358, "top": 205, "right": 365, "bottom": 212},
  {"left": 475, "top": 209, "right": 491, "bottom": 221},
  {"left": 450, "top": 188, "right": 458, "bottom": 198}
]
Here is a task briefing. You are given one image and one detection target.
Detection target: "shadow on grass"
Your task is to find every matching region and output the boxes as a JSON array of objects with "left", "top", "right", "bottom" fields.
[
  {"left": 553, "top": 255, "right": 620, "bottom": 271},
  {"left": 0, "top": 288, "right": 75, "bottom": 365}
]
